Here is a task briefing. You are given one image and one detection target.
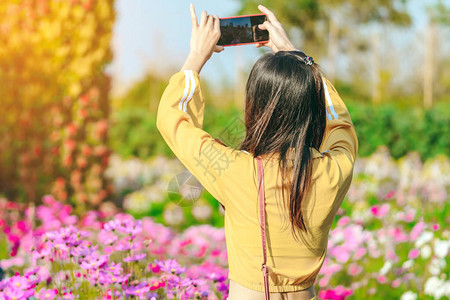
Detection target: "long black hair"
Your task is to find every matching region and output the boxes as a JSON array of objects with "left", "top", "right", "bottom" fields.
[{"left": 238, "top": 50, "right": 327, "bottom": 241}]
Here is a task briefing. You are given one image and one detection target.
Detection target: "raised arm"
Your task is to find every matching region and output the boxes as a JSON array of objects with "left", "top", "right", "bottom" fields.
[
  {"left": 156, "top": 4, "right": 232, "bottom": 207},
  {"left": 157, "top": 70, "right": 236, "bottom": 207},
  {"left": 319, "top": 77, "right": 358, "bottom": 163}
]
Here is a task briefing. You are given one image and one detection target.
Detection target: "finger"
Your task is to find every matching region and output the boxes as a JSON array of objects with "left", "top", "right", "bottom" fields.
[
  {"left": 213, "top": 15, "right": 220, "bottom": 31},
  {"left": 190, "top": 3, "right": 198, "bottom": 28},
  {"left": 206, "top": 14, "right": 214, "bottom": 28},
  {"left": 214, "top": 45, "right": 225, "bottom": 53},
  {"left": 258, "top": 5, "right": 280, "bottom": 25},
  {"left": 200, "top": 10, "right": 207, "bottom": 27},
  {"left": 260, "top": 21, "right": 275, "bottom": 32}
]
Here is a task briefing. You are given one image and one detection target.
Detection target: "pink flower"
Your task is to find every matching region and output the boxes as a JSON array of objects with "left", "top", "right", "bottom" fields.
[
  {"left": 354, "top": 247, "right": 366, "bottom": 260},
  {"left": 385, "top": 190, "right": 395, "bottom": 199},
  {"left": 408, "top": 248, "right": 420, "bottom": 259},
  {"left": 347, "top": 263, "right": 362, "bottom": 276},
  {"left": 410, "top": 221, "right": 425, "bottom": 241},
  {"left": 156, "top": 259, "right": 186, "bottom": 275},
  {"left": 337, "top": 216, "right": 350, "bottom": 227},
  {"left": 387, "top": 249, "right": 399, "bottom": 262},
  {"left": 377, "top": 275, "right": 387, "bottom": 284},
  {"left": 37, "top": 288, "right": 58, "bottom": 299},
  {"left": 123, "top": 253, "right": 146, "bottom": 262},
  {"left": 318, "top": 276, "right": 330, "bottom": 288},
  {"left": 370, "top": 203, "right": 390, "bottom": 218},
  {"left": 391, "top": 279, "right": 401, "bottom": 288},
  {"left": 80, "top": 253, "right": 108, "bottom": 270},
  {"left": 149, "top": 279, "right": 165, "bottom": 290},
  {"left": 334, "top": 247, "right": 350, "bottom": 263},
  {"left": 390, "top": 227, "right": 409, "bottom": 243},
  {"left": 432, "top": 223, "right": 440, "bottom": 231},
  {"left": 318, "top": 285, "right": 353, "bottom": 299},
  {"left": 124, "top": 282, "right": 150, "bottom": 297}
]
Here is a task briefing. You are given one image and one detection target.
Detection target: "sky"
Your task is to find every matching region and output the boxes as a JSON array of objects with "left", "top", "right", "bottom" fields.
[
  {"left": 110, "top": 0, "right": 265, "bottom": 96},
  {"left": 109, "top": 0, "right": 439, "bottom": 97}
]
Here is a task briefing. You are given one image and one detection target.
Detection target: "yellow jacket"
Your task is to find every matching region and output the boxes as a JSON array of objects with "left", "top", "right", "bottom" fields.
[{"left": 157, "top": 70, "right": 358, "bottom": 293}]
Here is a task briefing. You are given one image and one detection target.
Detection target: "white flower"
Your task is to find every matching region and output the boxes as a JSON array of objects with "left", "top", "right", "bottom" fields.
[
  {"left": 428, "top": 257, "right": 445, "bottom": 276},
  {"left": 192, "top": 201, "right": 212, "bottom": 221},
  {"left": 434, "top": 239, "right": 450, "bottom": 258},
  {"left": 415, "top": 231, "right": 434, "bottom": 248},
  {"left": 424, "top": 276, "right": 450, "bottom": 299},
  {"left": 380, "top": 260, "right": 392, "bottom": 275},
  {"left": 402, "top": 259, "right": 414, "bottom": 270},
  {"left": 420, "top": 245, "right": 432, "bottom": 259},
  {"left": 163, "top": 204, "right": 184, "bottom": 226},
  {"left": 332, "top": 230, "right": 345, "bottom": 244},
  {"left": 400, "top": 291, "right": 417, "bottom": 300}
]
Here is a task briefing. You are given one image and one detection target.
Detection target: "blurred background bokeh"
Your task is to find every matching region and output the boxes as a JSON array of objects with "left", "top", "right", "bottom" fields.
[{"left": 0, "top": 0, "right": 449, "bottom": 299}]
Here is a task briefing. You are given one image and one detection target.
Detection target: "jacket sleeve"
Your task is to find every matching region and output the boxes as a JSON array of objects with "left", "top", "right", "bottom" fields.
[
  {"left": 311, "top": 77, "right": 358, "bottom": 217},
  {"left": 319, "top": 77, "right": 358, "bottom": 162},
  {"left": 156, "top": 70, "right": 234, "bottom": 208}
]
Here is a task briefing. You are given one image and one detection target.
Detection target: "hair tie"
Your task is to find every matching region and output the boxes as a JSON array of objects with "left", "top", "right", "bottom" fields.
[
  {"left": 293, "top": 49, "right": 314, "bottom": 66},
  {"left": 304, "top": 56, "right": 314, "bottom": 66}
]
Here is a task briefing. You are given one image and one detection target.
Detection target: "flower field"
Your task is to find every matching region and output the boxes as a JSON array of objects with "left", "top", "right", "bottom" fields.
[{"left": 0, "top": 147, "right": 449, "bottom": 299}]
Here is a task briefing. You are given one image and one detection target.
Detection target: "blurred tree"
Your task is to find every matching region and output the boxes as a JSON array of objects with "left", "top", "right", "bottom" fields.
[
  {"left": 237, "top": 0, "right": 411, "bottom": 103},
  {"left": 423, "top": 0, "right": 450, "bottom": 108},
  {"left": 0, "top": 0, "right": 115, "bottom": 209},
  {"left": 237, "top": 0, "right": 411, "bottom": 58}
]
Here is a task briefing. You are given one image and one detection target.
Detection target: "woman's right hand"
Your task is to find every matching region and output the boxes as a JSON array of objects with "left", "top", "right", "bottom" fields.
[{"left": 256, "top": 5, "right": 296, "bottom": 53}]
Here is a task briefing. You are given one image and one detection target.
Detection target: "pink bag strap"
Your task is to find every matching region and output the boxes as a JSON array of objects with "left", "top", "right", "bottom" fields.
[{"left": 256, "top": 156, "right": 270, "bottom": 300}]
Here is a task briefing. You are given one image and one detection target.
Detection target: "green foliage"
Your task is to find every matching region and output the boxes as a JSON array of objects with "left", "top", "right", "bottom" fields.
[
  {"left": 109, "top": 94, "right": 244, "bottom": 160},
  {"left": 109, "top": 108, "right": 172, "bottom": 159},
  {"left": 110, "top": 93, "right": 449, "bottom": 161},
  {"left": 347, "top": 101, "right": 450, "bottom": 159}
]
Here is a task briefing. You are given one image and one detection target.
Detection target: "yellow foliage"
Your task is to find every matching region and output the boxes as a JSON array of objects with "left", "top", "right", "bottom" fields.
[{"left": 0, "top": 0, "right": 116, "bottom": 205}]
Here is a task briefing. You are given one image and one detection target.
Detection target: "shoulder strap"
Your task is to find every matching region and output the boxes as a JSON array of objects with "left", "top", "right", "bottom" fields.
[{"left": 256, "top": 156, "right": 270, "bottom": 300}]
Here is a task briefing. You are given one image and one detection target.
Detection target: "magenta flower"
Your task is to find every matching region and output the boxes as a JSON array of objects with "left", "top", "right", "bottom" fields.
[
  {"left": 8, "top": 274, "right": 29, "bottom": 290},
  {"left": 37, "top": 288, "right": 58, "bottom": 299},
  {"left": 125, "top": 282, "right": 150, "bottom": 297},
  {"left": 114, "top": 238, "right": 138, "bottom": 251},
  {"left": 149, "top": 279, "right": 165, "bottom": 291},
  {"left": 103, "top": 219, "right": 121, "bottom": 232},
  {"left": 408, "top": 248, "right": 420, "bottom": 259},
  {"left": 369, "top": 203, "right": 389, "bottom": 218},
  {"left": 80, "top": 253, "right": 108, "bottom": 270},
  {"left": 98, "top": 270, "right": 130, "bottom": 285},
  {"left": 118, "top": 219, "right": 142, "bottom": 237},
  {"left": 107, "top": 262, "right": 123, "bottom": 275},
  {"left": 70, "top": 244, "right": 97, "bottom": 258},
  {"left": 385, "top": 190, "right": 396, "bottom": 199},
  {"left": 318, "top": 285, "right": 353, "bottom": 300},
  {"left": 123, "top": 253, "right": 146, "bottom": 262},
  {"left": 147, "top": 262, "right": 161, "bottom": 273},
  {"left": 156, "top": 259, "right": 186, "bottom": 275},
  {"left": 103, "top": 289, "right": 122, "bottom": 299},
  {"left": 98, "top": 231, "right": 118, "bottom": 245}
]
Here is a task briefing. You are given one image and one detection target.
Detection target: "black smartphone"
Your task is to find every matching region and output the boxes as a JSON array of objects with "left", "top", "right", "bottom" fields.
[{"left": 217, "top": 14, "right": 269, "bottom": 47}]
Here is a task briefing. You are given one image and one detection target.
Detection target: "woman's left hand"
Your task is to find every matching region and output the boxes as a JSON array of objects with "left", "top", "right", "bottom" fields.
[{"left": 181, "top": 3, "right": 224, "bottom": 74}]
